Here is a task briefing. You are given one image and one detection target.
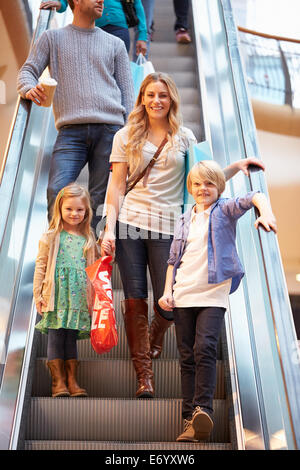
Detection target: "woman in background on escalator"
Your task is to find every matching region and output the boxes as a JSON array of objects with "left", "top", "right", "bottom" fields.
[
  {"left": 33, "top": 183, "right": 99, "bottom": 398},
  {"left": 100, "top": 71, "right": 265, "bottom": 399}
]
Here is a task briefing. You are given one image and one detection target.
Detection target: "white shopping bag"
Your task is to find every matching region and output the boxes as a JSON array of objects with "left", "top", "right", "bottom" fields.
[{"left": 130, "top": 53, "right": 155, "bottom": 99}]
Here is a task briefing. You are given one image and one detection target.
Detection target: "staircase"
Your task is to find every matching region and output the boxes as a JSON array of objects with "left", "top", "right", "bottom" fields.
[
  {"left": 24, "top": 267, "right": 232, "bottom": 450},
  {"left": 23, "top": 0, "right": 233, "bottom": 451}
]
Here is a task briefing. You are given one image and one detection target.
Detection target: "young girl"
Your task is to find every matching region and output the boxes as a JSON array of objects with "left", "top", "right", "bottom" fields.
[
  {"left": 33, "top": 183, "right": 99, "bottom": 398},
  {"left": 159, "top": 160, "right": 277, "bottom": 442}
]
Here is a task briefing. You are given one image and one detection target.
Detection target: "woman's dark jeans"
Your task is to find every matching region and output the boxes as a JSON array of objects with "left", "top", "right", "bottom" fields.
[
  {"left": 115, "top": 223, "right": 173, "bottom": 320},
  {"left": 173, "top": 306, "right": 225, "bottom": 419}
]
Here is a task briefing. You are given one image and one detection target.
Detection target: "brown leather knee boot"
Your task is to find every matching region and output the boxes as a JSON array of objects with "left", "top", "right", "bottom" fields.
[
  {"left": 47, "top": 359, "right": 70, "bottom": 397},
  {"left": 149, "top": 306, "right": 173, "bottom": 359},
  {"left": 121, "top": 298, "right": 154, "bottom": 398},
  {"left": 65, "top": 359, "right": 88, "bottom": 397}
]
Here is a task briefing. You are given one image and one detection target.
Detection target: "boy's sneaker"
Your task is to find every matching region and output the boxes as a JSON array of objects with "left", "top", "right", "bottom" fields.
[
  {"left": 191, "top": 406, "right": 214, "bottom": 441},
  {"left": 176, "top": 419, "right": 198, "bottom": 442},
  {"left": 175, "top": 28, "right": 192, "bottom": 44}
]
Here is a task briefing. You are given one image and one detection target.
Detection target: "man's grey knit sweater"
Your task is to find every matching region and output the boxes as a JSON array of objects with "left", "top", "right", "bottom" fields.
[{"left": 17, "top": 24, "right": 135, "bottom": 129}]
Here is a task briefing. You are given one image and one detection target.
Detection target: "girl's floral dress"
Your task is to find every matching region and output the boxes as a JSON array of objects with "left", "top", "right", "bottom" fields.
[{"left": 35, "top": 230, "right": 91, "bottom": 339}]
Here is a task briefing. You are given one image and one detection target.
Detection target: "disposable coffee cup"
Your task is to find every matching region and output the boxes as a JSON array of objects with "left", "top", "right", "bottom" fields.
[{"left": 39, "top": 77, "right": 57, "bottom": 107}]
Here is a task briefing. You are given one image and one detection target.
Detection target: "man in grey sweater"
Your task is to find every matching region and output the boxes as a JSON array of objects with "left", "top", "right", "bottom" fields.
[{"left": 17, "top": 0, "right": 135, "bottom": 233}]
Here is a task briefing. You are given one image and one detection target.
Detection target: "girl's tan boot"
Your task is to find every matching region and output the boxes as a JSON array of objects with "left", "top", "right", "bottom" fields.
[{"left": 47, "top": 359, "right": 70, "bottom": 397}]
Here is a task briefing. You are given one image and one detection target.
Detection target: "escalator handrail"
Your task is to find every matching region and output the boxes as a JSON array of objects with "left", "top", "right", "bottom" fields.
[
  {"left": 0, "top": 9, "right": 53, "bottom": 249},
  {"left": 192, "top": 0, "right": 300, "bottom": 449}
]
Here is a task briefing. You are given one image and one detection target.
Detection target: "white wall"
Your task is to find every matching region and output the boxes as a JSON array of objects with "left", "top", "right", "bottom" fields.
[{"left": 256, "top": 129, "right": 300, "bottom": 293}]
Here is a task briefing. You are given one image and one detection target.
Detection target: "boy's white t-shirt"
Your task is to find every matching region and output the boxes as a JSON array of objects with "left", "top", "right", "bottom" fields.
[
  {"left": 173, "top": 206, "right": 231, "bottom": 309},
  {"left": 109, "top": 125, "right": 197, "bottom": 235}
]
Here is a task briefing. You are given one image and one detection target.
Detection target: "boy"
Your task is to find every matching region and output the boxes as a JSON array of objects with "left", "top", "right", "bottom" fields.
[{"left": 159, "top": 160, "right": 277, "bottom": 442}]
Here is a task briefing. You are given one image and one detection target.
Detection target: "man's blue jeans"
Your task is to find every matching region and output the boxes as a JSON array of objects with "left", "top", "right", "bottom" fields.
[
  {"left": 173, "top": 306, "right": 225, "bottom": 419},
  {"left": 47, "top": 123, "right": 121, "bottom": 234}
]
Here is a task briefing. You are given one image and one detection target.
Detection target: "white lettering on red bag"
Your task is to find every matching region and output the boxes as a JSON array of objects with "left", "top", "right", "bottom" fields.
[
  {"left": 98, "top": 270, "right": 113, "bottom": 300},
  {"left": 91, "top": 298, "right": 113, "bottom": 330}
]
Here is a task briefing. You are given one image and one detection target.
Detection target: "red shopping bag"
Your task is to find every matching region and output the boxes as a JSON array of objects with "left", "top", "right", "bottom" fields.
[{"left": 85, "top": 256, "right": 118, "bottom": 355}]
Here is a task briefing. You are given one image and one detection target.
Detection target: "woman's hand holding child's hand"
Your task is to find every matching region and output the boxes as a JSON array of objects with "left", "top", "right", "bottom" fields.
[
  {"left": 100, "top": 231, "right": 116, "bottom": 257},
  {"left": 158, "top": 293, "right": 174, "bottom": 312}
]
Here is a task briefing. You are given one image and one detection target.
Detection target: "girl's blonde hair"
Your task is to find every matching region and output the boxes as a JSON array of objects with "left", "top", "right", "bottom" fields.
[
  {"left": 125, "top": 72, "right": 182, "bottom": 172},
  {"left": 187, "top": 160, "right": 226, "bottom": 197},
  {"left": 48, "top": 183, "right": 95, "bottom": 255}
]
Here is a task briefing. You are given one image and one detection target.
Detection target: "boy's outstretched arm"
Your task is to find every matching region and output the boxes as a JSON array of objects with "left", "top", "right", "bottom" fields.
[
  {"left": 158, "top": 265, "right": 175, "bottom": 312},
  {"left": 223, "top": 157, "right": 265, "bottom": 181},
  {"left": 252, "top": 193, "right": 277, "bottom": 233}
]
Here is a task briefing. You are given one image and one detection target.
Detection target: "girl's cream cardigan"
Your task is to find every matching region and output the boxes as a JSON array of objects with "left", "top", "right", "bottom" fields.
[{"left": 33, "top": 230, "right": 99, "bottom": 314}]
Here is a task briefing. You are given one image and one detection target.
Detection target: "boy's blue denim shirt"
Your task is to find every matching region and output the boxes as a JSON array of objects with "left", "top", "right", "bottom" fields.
[{"left": 167, "top": 191, "right": 259, "bottom": 294}]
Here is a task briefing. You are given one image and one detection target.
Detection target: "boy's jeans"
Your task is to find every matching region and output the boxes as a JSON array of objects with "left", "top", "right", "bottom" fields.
[
  {"left": 47, "top": 123, "right": 121, "bottom": 234},
  {"left": 173, "top": 306, "right": 225, "bottom": 419}
]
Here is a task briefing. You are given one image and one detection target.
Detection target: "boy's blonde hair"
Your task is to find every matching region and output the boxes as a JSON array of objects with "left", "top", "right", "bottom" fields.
[
  {"left": 187, "top": 160, "right": 226, "bottom": 197},
  {"left": 48, "top": 182, "right": 95, "bottom": 255}
]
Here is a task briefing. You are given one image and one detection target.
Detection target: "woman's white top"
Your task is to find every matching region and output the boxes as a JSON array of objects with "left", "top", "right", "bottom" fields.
[
  {"left": 173, "top": 206, "right": 231, "bottom": 309},
  {"left": 109, "top": 125, "right": 196, "bottom": 235}
]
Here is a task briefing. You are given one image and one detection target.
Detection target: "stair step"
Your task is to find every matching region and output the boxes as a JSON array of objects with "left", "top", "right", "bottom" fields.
[
  {"left": 25, "top": 440, "right": 232, "bottom": 450},
  {"left": 181, "top": 104, "right": 201, "bottom": 123},
  {"left": 149, "top": 42, "right": 195, "bottom": 58},
  {"left": 151, "top": 30, "right": 192, "bottom": 43},
  {"left": 36, "top": 320, "right": 180, "bottom": 361},
  {"left": 36, "top": 320, "right": 223, "bottom": 361},
  {"left": 26, "top": 398, "right": 229, "bottom": 443},
  {"left": 32, "top": 358, "right": 225, "bottom": 399},
  {"left": 168, "top": 71, "right": 198, "bottom": 88},
  {"left": 178, "top": 87, "right": 201, "bottom": 104},
  {"left": 152, "top": 56, "right": 196, "bottom": 73}
]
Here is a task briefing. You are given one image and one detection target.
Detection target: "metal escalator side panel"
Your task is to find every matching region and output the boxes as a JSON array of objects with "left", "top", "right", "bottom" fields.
[
  {"left": 192, "top": 0, "right": 300, "bottom": 450},
  {"left": 221, "top": 0, "right": 300, "bottom": 450},
  {"left": 0, "top": 8, "right": 64, "bottom": 450},
  {"left": 0, "top": 10, "right": 54, "bottom": 242},
  {"left": 0, "top": 106, "right": 57, "bottom": 450}
]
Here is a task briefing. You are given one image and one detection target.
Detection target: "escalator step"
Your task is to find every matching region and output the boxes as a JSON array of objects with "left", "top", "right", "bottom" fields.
[
  {"left": 36, "top": 294, "right": 223, "bottom": 361},
  {"left": 32, "top": 358, "right": 225, "bottom": 399},
  {"left": 24, "top": 440, "right": 232, "bottom": 450},
  {"left": 26, "top": 398, "right": 229, "bottom": 443},
  {"left": 36, "top": 322, "right": 180, "bottom": 360},
  {"left": 152, "top": 56, "right": 195, "bottom": 73},
  {"left": 150, "top": 42, "right": 195, "bottom": 57}
]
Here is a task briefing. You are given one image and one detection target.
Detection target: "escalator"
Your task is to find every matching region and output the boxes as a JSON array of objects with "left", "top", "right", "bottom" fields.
[{"left": 1, "top": 0, "right": 300, "bottom": 451}]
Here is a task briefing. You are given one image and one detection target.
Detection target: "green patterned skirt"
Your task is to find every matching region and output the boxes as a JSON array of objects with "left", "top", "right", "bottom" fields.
[{"left": 35, "top": 231, "right": 91, "bottom": 339}]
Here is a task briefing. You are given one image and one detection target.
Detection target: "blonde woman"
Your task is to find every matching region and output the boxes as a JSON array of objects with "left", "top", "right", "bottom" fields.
[
  {"left": 101, "top": 72, "right": 264, "bottom": 399},
  {"left": 33, "top": 183, "right": 99, "bottom": 398}
]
